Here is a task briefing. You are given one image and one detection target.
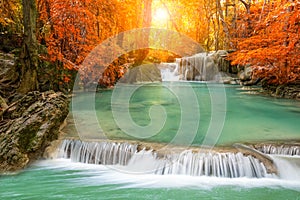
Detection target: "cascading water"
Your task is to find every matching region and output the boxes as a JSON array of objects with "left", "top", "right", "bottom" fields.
[
  {"left": 158, "top": 52, "right": 220, "bottom": 81},
  {"left": 156, "top": 151, "right": 267, "bottom": 178},
  {"left": 252, "top": 144, "right": 300, "bottom": 180},
  {"left": 58, "top": 139, "right": 138, "bottom": 165},
  {"left": 158, "top": 63, "right": 180, "bottom": 81},
  {"left": 269, "top": 155, "right": 300, "bottom": 180},
  {"left": 255, "top": 144, "right": 300, "bottom": 156},
  {"left": 128, "top": 150, "right": 268, "bottom": 178},
  {"left": 58, "top": 139, "right": 270, "bottom": 178}
]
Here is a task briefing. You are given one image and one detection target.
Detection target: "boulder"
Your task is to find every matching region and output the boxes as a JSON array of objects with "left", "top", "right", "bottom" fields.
[
  {"left": 239, "top": 66, "right": 253, "bottom": 81},
  {"left": 212, "top": 50, "right": 239, "bottom": 74},
  {"left": 119, "top": 64, "right": 162, "bottom": 84},
  {"left": 0, "top": 91, "right": 69, "bottom": 173},
  {"left": 205, "top": 57, "right": 219, "bottom": 80}
]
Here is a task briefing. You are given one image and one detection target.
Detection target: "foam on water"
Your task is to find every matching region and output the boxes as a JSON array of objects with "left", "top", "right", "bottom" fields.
[
  {"left": 58, "top": 139, "right": 270, "bottom": 178},
  {"left": 32, "top": 159, "right": 300, "bottom": 191},
  {"left": 270, "top": 155, "right": 300, "bottom": 180}
]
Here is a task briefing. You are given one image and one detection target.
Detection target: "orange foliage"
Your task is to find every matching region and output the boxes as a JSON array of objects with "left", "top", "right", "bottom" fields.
[
  {"left": 99, "top": 63, "right": 127, "bottom": 87},
  {"left": 38, "top": 0, "right": 97, "bottom": 67},
  {"left": 36, "top": 0, "right": 143, "bottom": 87},
  {"left": 34, "top": 0, "right": 234, "bottom": 87},
  {"left": 229, "top": 0, "right": 300, "bottom": 85}
]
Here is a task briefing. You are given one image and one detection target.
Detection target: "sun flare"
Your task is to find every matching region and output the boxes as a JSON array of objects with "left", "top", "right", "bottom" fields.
[{"left": 154, "top": 7, "right": 169, "bottom": 21}]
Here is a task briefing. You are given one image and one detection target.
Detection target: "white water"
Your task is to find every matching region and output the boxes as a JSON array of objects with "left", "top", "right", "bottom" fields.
[
  {"left": 34, "top": 159, "right": 300, "bottom": 191},
  {"left": 58, "top": 140, "right": 300, "bottom": 181},
  {"left": 159, "top": 52, "right": 220, "bottom": 81},
  {"left": 270, "top": 155, "right": 300, "bottom": 180},
  {"left": 159, "top": 63, "right": 180, "bottom": 81},
  {"left": 59, "top": 139, "right": 271, "bottom": 178},
  {"left": 124, "top": 150, "right": 269, "bottom": 178},
  {"left": 35, "top": 139, "right": 300, "bottom": 193},
  {"left": 58, "top": 139, "right": 137, "bottom": 165},
  {"left": 257, "top": 144, "right": 300, "bottom": 156}
]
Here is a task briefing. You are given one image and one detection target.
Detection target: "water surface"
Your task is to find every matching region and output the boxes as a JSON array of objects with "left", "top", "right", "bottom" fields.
[
  {"left": 1, "top": 159, "right": 300, "bottom": 200},
  {"left": 2, "top": 82, "right": 299, "bottom": 199},
  {"left": 71, "top": 82, "right": 300, "bottom": 146}
]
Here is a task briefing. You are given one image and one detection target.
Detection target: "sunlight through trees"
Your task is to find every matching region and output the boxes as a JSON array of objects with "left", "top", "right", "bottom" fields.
[{"left": 0, "top": 0, "right": 299, "bottom": 88}]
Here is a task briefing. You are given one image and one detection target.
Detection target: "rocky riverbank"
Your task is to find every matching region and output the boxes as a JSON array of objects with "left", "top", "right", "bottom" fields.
[
  {"left": 261, "top": 82, "right": 300, "bottom": 100},
  {"left": 0, "top": 51, "right": 70, "bottom": 173},
  {"left": 0, "top": 91, "right": 69, "bottom": 173}
]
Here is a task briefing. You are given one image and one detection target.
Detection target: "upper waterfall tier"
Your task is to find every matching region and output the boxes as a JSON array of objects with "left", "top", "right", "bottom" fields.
[
  {"left": 159, "top": 62, "right": 180, "bottom": 81},
  {"left": 158, "top": 51, "right": 231, "bottom": 82}
]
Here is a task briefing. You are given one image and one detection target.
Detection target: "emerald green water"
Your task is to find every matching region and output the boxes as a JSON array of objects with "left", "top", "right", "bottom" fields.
[
  {"left": 1, "top": 82, "right": 300, "bottom": 199},
  {"left": 1, "top": 159, "right": 300, "bottom": 200},
  {"left": 73, "top": 82, "right": 300, "bottom": 145}
]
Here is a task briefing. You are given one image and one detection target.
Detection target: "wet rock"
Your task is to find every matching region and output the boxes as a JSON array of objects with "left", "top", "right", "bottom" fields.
[
  {"left": 239, "top": 65, "right": 253, "bottom": 82},
  {"left": 262, "top": 82, "right": 300, "bottom": 100},
  {"left": 0, "top": 91, "right": 69, "bottom": 173},
  {"left": 213, "top": 50, "right": 239, "bottom": 74},
  {"left": 218, "top": 72, "right": 238, "bottom": 84}
]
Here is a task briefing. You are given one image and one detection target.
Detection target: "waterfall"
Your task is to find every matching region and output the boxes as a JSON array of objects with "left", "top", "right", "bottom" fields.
[
  {"left": 158, "top": 63, "right": 180, "bottom": 81},
  {"left": 58, "top": 139, "right": 138, "bottom": 165},
  {"left": 255, "top": 144, "right": 300, "bottom": 156},
  {"left": 270, "top": 155, "right": 300, "bottom": 180},
  {"left": 158, "top": 52, "right": 219, "bottom": 81},
  {"left": 58, "top": 139, "right": 270, "bottom": 178},
  {"left": 153, "top": 151, "right": 267, "bottom": 178}
]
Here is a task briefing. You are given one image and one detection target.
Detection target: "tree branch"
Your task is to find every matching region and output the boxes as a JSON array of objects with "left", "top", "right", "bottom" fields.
[{"left": 238, "top": 0, "right": 251, "bottom": 14}]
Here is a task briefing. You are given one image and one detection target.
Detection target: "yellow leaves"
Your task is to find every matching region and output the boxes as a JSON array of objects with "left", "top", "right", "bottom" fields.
[
  {"left": 0, "top": 0, "right": 22, "bottom": 32},
  {"left": 0, "top": 18, "right": 8, "bottom": 26}
]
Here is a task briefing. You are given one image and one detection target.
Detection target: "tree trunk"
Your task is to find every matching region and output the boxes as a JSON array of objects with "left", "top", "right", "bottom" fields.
[
  {"left": 18, "top": 0, "right": 39, "bottom": 94},
  {"left": 216, "top": 0, "right": 231, "bottom": 49},
  {"left": 135, "top": 0, "right": 152, "bottom": 66}
]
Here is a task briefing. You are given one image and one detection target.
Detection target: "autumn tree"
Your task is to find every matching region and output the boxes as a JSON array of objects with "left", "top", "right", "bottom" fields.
[
  {"left": 35, "top": 0, "right": 98, "bottom": 91},
  {"left": 229, "top": 0, "right": 300, "bottom": 85}
]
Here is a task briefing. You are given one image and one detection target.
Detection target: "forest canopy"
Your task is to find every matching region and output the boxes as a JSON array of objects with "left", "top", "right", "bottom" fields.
[{"left": 0, "top": 0, "right": 299, "bottom": 89}]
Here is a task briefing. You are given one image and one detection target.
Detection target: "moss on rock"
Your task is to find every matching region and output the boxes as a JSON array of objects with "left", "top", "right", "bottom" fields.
[{"left": 0, "top": 91, "right": 69, "bottom": 173}]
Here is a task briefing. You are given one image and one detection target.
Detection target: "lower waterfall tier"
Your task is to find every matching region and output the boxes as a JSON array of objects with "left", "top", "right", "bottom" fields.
[{"left": 58, "top": 139, "right": 271, "bottom": 178}]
